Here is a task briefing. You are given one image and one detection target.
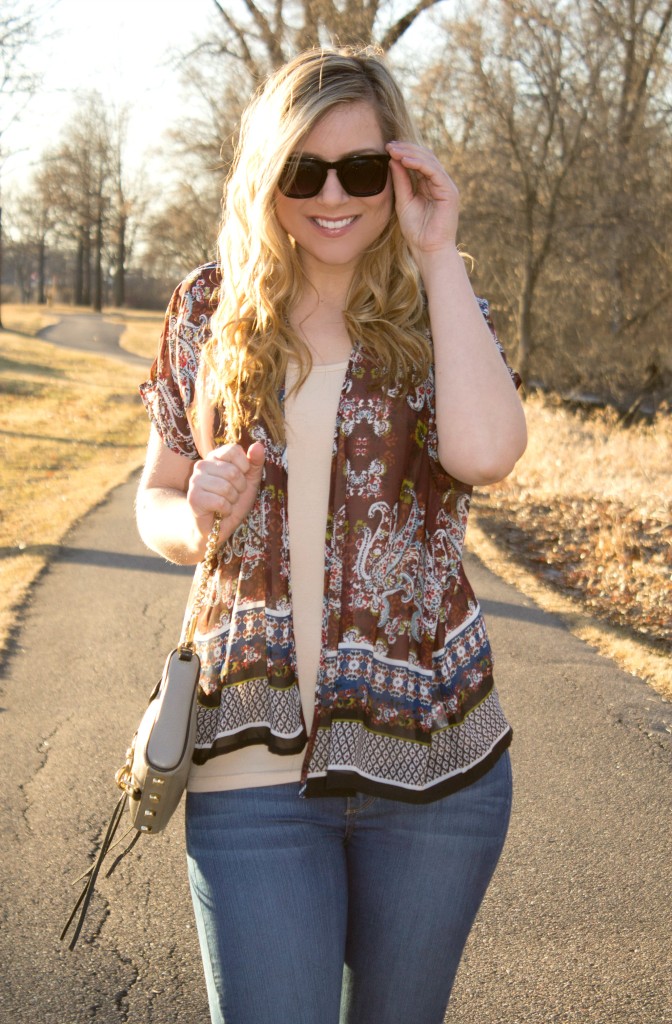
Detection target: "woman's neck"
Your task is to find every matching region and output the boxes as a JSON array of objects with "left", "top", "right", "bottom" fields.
[
  {"left": 299, "top": 257, "right": 354, "bottom": 309},
  {"left": 289, "top": 284, "right": 353, "bottom": 365}
]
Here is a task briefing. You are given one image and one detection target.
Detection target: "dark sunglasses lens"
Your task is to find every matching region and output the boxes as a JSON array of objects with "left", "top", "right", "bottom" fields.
[
  {"left": 279, "top": 158, "right": 325, "bottom": 198},
  {"left": 340, "top": 156, "right": 390, "bottom": 196},
  {"left": 279, "top": 154, "right": 390, "bottom": 198}
]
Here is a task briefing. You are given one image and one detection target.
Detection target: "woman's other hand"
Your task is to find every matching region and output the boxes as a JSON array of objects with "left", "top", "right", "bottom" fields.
[
  {"left": 386, "top": 141, "right": 459, "bottom": 264},
  {"left": 187, "top": 442, "right": 266, "bottom": 536},
  {"left": 136, "top": 429, "right": 266, "bottom": 564}
]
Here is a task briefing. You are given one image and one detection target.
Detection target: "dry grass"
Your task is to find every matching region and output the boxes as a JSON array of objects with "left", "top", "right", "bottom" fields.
[
  {"left": 1, "top": 303, "right": 61, "bottom": 336},
  {"left": 469, "top": 394, "right": 672, "bottom": 698},
  {"left": 105, "top": 308, "right": 164, "bottom": 360},
  {"left": 0, "top": 304, "right": 160, "bottom": 660}
]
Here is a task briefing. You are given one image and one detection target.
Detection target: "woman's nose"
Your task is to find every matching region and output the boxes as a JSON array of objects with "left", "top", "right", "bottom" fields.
[{"left": 318, "top": 168, "right": 349, "bottom": 203}]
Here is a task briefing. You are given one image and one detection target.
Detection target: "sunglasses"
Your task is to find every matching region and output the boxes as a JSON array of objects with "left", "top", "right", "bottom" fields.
[{"left": 278, "top": 153, "right": 391, "bottom": 199}]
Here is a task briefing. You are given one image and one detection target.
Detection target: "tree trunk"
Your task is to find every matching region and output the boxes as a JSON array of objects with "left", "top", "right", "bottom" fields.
[
  {"left": 93, "top": 208, "right": 103, "bottom": 312},
  {"left": 113, "top": 215, "right": 126, "bottom": 307},
  {"left": 75, "top": 236, "right": 84, "bottom": 306},
  {"left": 37, "top": 236, "right": 46, "bottom": 304},
  {"left": 82, "top": 231, "right": 91, "bottom": 307},
  {"left": 516, "top": 263, "right": 534, "bottom": 383}
]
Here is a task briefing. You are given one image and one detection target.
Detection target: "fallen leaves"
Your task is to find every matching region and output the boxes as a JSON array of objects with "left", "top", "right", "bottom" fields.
[{"left": 471, "top": 492, "right": 671, "bottom": 654}]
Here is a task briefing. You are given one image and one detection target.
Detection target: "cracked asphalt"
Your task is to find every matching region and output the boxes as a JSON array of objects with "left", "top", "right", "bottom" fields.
[{"left": 1, "top": 475, "right": 671, "bottom": 1024}]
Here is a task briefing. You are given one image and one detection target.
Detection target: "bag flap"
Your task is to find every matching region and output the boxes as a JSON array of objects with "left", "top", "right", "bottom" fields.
[{"left": 145, "top": 648, "right": 200, "bottom": 771}]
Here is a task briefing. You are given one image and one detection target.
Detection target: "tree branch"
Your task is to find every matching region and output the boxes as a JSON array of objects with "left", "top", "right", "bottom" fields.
[{"left": 380, "top": 0, "right": 445, "bottom": 50}]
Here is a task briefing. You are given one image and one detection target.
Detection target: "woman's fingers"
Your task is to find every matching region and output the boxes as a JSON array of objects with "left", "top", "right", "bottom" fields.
[
  {"left": 386, "top": 141, "right": 460, "bottom": 254},
  {"left": 188, "top": 443, "right": 266, "bottom": 523},
  {"left": 387, "top": 142, "right": 457, "bottom": 198}
]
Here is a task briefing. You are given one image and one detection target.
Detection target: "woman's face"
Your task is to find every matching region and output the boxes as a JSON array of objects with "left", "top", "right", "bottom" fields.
[{"left": 274, "top": 101, "right": 394, "bottom": 281}]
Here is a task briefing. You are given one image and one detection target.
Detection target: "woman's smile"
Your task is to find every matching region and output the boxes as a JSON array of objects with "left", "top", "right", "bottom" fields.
[{"left": 311, "top": 214, "right": 359, "bottom": 234}]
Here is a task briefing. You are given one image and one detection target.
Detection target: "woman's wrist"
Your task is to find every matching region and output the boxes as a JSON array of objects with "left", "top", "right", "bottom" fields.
[
  {"left": 415, "top": 244, "right": 466, "bottom": 292},
  {"left": 137, "top": 487, "right": 214, "bottom": 565},
  {"left": 190, "top": 512, "right": 217, "bottom": 559}
]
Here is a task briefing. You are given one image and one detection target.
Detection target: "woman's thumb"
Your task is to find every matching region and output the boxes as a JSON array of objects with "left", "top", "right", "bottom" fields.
[{"left": 246, "top": 441, "right": 265, "bottom": 471}]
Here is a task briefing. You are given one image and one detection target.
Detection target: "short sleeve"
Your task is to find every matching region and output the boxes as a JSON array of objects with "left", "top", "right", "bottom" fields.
[
  {"left": 139, "top": 263, "right": 221, "bottom": 460},
  {"left": 477, "top": 297, "right": 522, "bottom": 390}
]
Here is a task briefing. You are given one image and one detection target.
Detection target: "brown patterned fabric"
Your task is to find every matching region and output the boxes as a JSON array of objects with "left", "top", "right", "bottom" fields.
[{"left": 140, "top": 264, "right": 517, "bottom": 802}]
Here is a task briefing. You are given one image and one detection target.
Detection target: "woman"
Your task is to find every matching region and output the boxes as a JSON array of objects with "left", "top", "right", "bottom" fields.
[{"left": 137, "top": 46, "right": 526, "bottom": 1024}]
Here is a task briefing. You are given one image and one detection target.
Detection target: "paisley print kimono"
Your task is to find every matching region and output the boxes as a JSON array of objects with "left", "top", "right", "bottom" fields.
[{"left": 140, "top": 263, "right": 517, "bottom": 803}]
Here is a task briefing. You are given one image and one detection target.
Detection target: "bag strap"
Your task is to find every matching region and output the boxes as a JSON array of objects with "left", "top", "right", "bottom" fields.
[
  {"left": 61, "top": 512, "right": 222, "bottom": 950},
  {"left": 60, "top": 793, "right": 136, "bottom": 949},
  {"left": 180, "top": 511, "right": 222, "bottom": 651}
]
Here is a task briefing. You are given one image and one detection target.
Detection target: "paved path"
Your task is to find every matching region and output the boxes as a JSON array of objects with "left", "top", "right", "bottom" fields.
[
  {"left": 38, "top": 313, "right": 149, "bottom": 366},
  {"left": 0, "top": 476, "right": 670, "bottom": 1024}
]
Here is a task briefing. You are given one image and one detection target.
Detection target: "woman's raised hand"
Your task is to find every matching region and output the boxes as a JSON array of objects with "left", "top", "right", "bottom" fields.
[
  {"left": 187, "top": 441, "right": 266, "bottom": 537},
  {"left": 386, "top": 141, "right": 460, "bottom": 264}
]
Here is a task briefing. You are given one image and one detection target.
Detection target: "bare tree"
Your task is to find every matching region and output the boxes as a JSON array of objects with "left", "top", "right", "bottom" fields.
[
  {"left": 410, "top": 0, "right": 672, "bottom": 405},
  {"left": 588, "top": 0, "right": 672, "bottom": 344},
  {"left": 14, "top": 92, "right": 148, "bottom": 310},
  {"left": 48, "top": 93, "right": 112, "bottom": 310},
  {"left": 142, "top": 179, "right": 221, "bottom": 284},
  {"left": 535, "top": 0, "right": 672, "bottom": 402},
  {"left": 16, "top": 169, "right": 54, "bottom": 303},
  {"left": 414, "top": 0, "right": 605, "bottom": 380},
  {"left": 0, "top": 0, "right": 43, "bottom": 139},
  {"left": 0, "top": 0, "right": 46, "bottom": 325},
  {"left": 108, "top": 106, "right": 149, "bottom": 308},
  {"left": 203, "top": 0, "right": 448, "bottom": 82}
]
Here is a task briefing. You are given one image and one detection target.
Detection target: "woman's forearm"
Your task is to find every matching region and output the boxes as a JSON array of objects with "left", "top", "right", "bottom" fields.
[
  {"left": 421, "top": 248, "right": 527, "bottom": 485},
  {"left": 136, "top": 485, "right": 216, "bottom": 566}
]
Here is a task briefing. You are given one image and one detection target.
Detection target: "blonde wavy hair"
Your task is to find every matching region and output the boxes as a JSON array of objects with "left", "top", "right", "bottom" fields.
[{"left": 206, "top": 46, "right": 432, "bottom": 445}]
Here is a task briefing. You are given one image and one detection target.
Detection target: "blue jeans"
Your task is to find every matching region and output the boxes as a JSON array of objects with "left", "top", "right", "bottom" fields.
[{"left": 186, "top": 751, "right": 512, "bottom": 1024}]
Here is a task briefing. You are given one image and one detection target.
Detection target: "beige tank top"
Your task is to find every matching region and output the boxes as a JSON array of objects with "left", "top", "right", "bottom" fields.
[{"left": 187, "top": 357, "right": 349, "bottom": 792}]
